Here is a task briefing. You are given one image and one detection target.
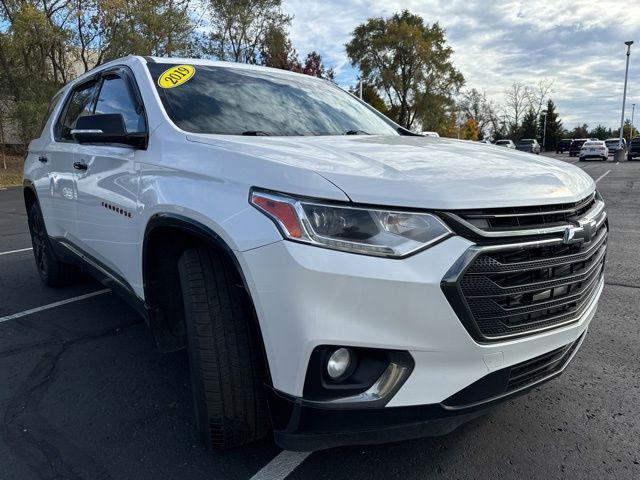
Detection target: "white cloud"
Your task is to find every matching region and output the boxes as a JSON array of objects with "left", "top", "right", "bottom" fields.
[{"left": 282, "top": 0, "right": 640, "bottom": 129}]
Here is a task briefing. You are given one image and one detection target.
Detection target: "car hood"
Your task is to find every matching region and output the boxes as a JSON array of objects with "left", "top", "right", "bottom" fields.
[{"left": 187, "top": 134, "right": 595, "bottom": 210}]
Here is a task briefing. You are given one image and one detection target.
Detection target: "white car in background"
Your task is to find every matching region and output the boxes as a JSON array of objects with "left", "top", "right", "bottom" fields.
[
  {"left": 579, "top": 140, "right": 608, "bottom": 161},
  {"left": 421, "top": 131, "right": 440, "bottom": 137},
  {"left": 495, "top": 139, "right": 516, "bottom": 149},
  {"left": 604, "top": 138, "right": 626, "bottom": 156}
]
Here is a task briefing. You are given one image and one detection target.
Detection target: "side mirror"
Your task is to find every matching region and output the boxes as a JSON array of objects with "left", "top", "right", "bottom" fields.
[{"left": 71, "top": 113, "right": 146, "bottom": 149}]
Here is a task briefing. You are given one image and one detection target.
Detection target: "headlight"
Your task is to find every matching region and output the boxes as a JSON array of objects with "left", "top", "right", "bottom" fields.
[{"left": 250, "top": 190, "right": 452, "bottom": 257}]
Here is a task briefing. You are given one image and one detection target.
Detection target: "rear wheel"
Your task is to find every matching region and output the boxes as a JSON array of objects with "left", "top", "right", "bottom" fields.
[
  {"left": 579, "top": 157, "right": 585, "bottom": 162},
  {"left": 27, "top": 202, "right": 79, "bottom": 287},
  {"left": 178, "top": 247, "right": 269, "bottom": 449}
]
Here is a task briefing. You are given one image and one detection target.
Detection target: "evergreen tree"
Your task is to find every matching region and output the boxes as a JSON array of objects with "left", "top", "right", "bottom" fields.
[
  {"left": 520, "top": 108, "right": 537, "bottom": 139},
  {"left": 588, "top": 125, "right": 609, "bottom": 140},
  {"left": 538, "top": 99, "right": 563, "bottom": 150}
]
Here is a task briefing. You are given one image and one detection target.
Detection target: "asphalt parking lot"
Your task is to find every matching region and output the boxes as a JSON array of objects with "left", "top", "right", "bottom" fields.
[{"left": 1, "top": 153, "right": 639, "bottom": 480}]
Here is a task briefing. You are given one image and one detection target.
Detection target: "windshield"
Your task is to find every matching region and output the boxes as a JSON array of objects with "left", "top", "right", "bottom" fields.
[
  {"left": 518, "top": 140, "right": 534, "bottom": 144},
  {"left": 496, "top": 140, "right": 509, "bottom": 144},
  {"left": 147, "top": 63, "right": 399, "bottom": 136}
]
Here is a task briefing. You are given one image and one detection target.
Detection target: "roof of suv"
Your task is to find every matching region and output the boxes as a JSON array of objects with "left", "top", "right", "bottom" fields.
[{"left": 65, "top": 55, "right": 327, "bottom": 95}]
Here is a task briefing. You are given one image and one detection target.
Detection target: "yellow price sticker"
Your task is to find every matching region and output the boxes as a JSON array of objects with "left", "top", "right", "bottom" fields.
[{"left": 158, "top": 65, "right": 195, "bottom": 89}]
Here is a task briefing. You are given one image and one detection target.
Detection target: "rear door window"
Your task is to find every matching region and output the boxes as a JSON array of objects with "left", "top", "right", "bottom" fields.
[
  {"left": 55, "top": 82, "right": 99, "bottom": 141},
  {"left": 39, "top": 91, "right": 63, "bottom": 137}
]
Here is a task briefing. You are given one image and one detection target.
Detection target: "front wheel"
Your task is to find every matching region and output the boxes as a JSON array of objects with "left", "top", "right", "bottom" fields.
[
  {"left": 27, "top": 202, "right": 79, "bottom": 287},
  {"left": 178, "top": 247, "right": 269, "bottom": 449}
]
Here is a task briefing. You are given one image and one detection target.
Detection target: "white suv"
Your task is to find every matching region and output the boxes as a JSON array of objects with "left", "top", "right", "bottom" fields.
[{"left": 23, "top": 57, "right": 607, "bottom": 452}]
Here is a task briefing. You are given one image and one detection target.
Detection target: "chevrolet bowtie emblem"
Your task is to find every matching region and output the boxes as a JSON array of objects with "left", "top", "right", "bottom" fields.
[{"left": 563, "top": 219, "right": 597, "bottom": 245}]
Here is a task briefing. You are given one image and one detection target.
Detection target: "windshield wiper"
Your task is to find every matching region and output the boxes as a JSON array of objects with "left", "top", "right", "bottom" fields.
[
  {"left": 242, "top": 130, "right": 270, "bottom": 136},
  {"left": 345, "top": 129, "right": 370, "bottom": 135}
]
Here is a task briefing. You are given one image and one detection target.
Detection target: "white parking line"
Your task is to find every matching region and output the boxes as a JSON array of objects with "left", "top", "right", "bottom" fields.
[
  {"left": 595, "top": 170, "right": 611, "bottom": 183},
  {"left": 0, "top": 247, "right": 32, "bottom": 256},
  {"left": 249, "top": 451, "right": 311, "bottom": 480},
  {"left": 0, "top": 289, "right": 110, "bottom": 324}
]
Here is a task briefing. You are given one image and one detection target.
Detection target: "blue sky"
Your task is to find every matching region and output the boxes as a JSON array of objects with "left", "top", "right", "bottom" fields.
[{"left": 283, "top": 0, "right": 640, "bottom": 130}]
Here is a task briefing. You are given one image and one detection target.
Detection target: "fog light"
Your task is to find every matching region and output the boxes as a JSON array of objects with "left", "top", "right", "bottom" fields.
[{"left": 327, "top": 347, "right": 353, "bottom": 380}]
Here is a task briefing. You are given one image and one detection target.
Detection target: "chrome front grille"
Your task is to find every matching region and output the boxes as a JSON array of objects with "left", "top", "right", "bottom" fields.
[
  {"left": 452, "top": 193, "right": 596, "bottom": 232},
  {"left": 441, "top": 193, "right": 607, "bottom": 342}
]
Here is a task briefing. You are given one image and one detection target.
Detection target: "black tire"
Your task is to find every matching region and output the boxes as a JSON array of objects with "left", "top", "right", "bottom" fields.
[
  {"left": 27, "top": 202, "right": 79, "bottom": 287},
  {"left": 579, "top": 157, "right": 585, "bottom": 162},
  {"left": 178, "top": 247, "right": 269, "bottom": 449}
]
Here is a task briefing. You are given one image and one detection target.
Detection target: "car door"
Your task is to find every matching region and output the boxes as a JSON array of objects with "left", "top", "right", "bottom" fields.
[
  {"left": 73, "top": 68, "right": 147, "bottom": 283},
  {"left": 43, "top": 81, "right": 99, "bottom": 240}
]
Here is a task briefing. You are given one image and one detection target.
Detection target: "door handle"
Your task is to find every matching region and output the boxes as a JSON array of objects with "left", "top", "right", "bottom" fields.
[
  {"left": 73, "top": 161, "right": 88, "bottom": 171},
  {"left": 38, "top": 155, "right": 48, "bottom": 163}
]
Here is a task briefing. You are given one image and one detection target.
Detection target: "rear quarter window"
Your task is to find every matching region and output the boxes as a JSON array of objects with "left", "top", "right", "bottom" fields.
[{"left": 39, "top": 91, "right": 63, "bottom": 137}]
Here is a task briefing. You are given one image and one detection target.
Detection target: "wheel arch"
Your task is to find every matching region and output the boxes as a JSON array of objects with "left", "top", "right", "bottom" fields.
[
  {"left": 23, "top": 179, "right": 38, "bottom": 211},
  {"left": 142, "top": 213, "right": 273, "bottom": 385}
]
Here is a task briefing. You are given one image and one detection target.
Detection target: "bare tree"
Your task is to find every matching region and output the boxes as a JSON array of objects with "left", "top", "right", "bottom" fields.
[
  {"left": 459, "top": 88, "right": 499, "bottom": 140},
  {"left": 527, "top": 78, "right": 554, "bottom": 119},
  {"left": 503, "top": 82, "right": 530, "bottom": 138},
  {"left": 207, "top": 0, "right": 291, "bottom": 63}
]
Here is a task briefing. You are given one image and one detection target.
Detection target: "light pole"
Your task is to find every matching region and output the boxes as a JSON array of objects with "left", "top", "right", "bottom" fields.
[
  {"left": 541, "top": 111, "right": 548, "bottom": 151},
  {"left": 617, "top": 41, "right": 634, "bottom": 161}
]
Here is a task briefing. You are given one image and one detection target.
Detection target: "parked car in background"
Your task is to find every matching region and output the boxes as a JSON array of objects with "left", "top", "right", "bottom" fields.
[
  {"left": 476, "top": 139, "right": 492, "bottom": 144},
  {"left": 628, "top": 136, "right": 640, "bottom": 160},
  {"left": 569, "top": 139, "right": 588, "bottom": 157},
  {"left": 579, "top": 140, "right": 608, "bottom": 161},
  {"left": 421, "top": 131, "right": 440, "bottom": 137},
  {"left": 556, "top": 139, "right": 573, "bottom": 154},
  {"left": 495, "top": 139, "right": 516, "bottom": 149},
  {"left": 516, "top": 138, "right": 541, "bottom": 154},
  {"left": 605, "top": 138, "right": 626, "bottom": 156}
]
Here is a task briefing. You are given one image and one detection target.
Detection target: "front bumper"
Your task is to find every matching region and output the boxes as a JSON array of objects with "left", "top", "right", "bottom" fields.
[
  {"left": 269, "top": 331, "right": 586, "bottom": 451},
  {"left": 238, "top": 236, "right": 600, "bottom": 449}
]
